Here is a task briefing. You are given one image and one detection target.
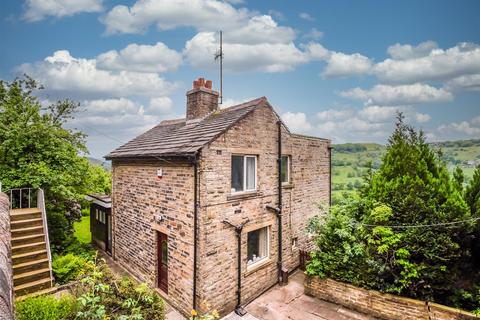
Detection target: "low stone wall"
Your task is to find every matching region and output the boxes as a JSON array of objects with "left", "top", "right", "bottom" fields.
[
  {"left": 0, "top": 193, "right": 13, "bottom": 320},
  {"left": 305, "top": 275, "right": 480, "bottom": 320}
]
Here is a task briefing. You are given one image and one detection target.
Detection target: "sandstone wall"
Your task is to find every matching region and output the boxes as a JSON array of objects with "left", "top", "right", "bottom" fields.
[
  {"left": 305, "top": 276, "right": 480, "bottom": 320},
  {"left": 0, "top": 193, "right": 13, "bottom": 320},
  {"left": 197, "top": 105, "right": 330, "bottom": 315},
  {"left": 111, "top": 161, "right": 195, "bottom": 316}
]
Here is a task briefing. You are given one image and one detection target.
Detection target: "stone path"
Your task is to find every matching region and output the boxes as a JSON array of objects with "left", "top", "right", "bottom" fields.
[{"left": 223, "top": 271, "right": 371, "bottom": 320}]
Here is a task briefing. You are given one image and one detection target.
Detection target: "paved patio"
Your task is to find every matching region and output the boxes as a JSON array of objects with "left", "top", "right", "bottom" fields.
[{"left": 223, "top": 271, "right": 372, "bottom": 320}]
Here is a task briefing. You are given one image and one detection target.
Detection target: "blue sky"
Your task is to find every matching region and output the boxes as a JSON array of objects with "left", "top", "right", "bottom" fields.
[{"left": 1, "top": 0, "right": 479, "bottom": 158}]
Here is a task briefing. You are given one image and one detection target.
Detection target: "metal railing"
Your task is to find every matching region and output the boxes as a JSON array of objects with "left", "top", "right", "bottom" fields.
[
  {"left": 8, "top": 188, "right": 53, "bottom": 287},
  {"left": 9, "top": 188, "right": 38, "bottom": 210}
]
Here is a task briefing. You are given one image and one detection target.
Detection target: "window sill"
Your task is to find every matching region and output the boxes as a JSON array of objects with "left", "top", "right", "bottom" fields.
[
  {"left": 245, "top": 258, "right": 272, "bottom": 276},
  {"left": 227, "top": 191, "right": 260, "bottom": 201},
  {"left": 282, "top": 183, "right": 294, "bottom": 189}
]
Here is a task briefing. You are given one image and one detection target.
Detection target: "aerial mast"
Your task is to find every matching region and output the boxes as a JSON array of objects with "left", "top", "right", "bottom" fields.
[{"left": 214, "top": 30, "right": 223, "bottom": 104}]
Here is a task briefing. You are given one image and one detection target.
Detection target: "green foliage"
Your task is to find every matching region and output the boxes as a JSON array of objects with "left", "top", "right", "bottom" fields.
[
  {"left": 0, "top": 77, "right": 111, "bottom": 254},
  {"left": 52, "top": 253, "right": 88, "bottom": 285},
  {"left": 306, "top": 199, "right": 365, "bottom": 285},
  {"left": 466, "top": 165, "right": 480, "bottom": 215},
  {"left": 308, "top": 114, "right": 476, "bottom": 310},
  {"left": 73, "top": 257, "right": 165, "bottom": 320},
  {"left": 16, "top": 294, "right": 77, "bottom": 320}
]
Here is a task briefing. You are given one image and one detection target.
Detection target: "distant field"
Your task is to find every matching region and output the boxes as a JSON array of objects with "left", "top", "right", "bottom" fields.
[{"left": 332, "top": 139, "right": 480, "bottom": 202}]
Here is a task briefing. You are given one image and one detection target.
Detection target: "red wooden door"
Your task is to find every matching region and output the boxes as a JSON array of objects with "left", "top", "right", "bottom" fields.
[{"left": 157, "top": 232, "right": 168, "bottom": 293}]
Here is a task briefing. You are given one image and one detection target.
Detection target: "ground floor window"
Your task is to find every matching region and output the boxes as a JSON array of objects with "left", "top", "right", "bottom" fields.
[{"left": 247, "top": 227, "right": 269, "bottom": 266}]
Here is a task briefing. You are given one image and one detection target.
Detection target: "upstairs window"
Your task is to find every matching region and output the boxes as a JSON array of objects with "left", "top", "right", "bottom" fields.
[
  {"left": 281, "top": 155, "right": 290, "bottom": 184},
  {"left": 231, "top": 155, "right": 256, "bottom": 193}
]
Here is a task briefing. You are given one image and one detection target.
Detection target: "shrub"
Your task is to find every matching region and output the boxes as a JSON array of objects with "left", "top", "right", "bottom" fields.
[
  {"left": 73, "top": 257, "right": 165, "bottom": 320},
  {"left": 16, "top": 294, "right": 76, "bottom": 320},
  {"left": 52, "top": 253, "right": 88, "bottom": 284}
]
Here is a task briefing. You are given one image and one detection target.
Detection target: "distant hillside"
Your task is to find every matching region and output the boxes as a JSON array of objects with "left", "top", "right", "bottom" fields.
[
  {"left": 87, "top": 157, "right": 112, "bottom": 171},
  {"left": 332, "top": 139, "right": 480, "bottom": 202}
]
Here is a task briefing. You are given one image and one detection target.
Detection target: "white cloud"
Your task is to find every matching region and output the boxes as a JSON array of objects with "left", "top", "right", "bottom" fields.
[
  {"left": 303, "top": 28, "right": 324, "bottom": 40},
  {"left": 281, "top": 112, "right": 313, "bottom": 133},
  {"left": 101, "top": 0, "right": 251, "bottom": 35},
  {"left": 17, "top": 50, "right": 177, "bottom": 99},
  {"left": 184, "top": 32, "right": 308, "bottom": 72},
  {"left": 148, "top": 97, "right": 173, "bottom": 114},
  {"left": 415, "top": 113, "right": 431, "bottom": 123},
  {"left": 299, "top": 12, "right": 314, "bottom": 21},
  {"left": 438, "top": 121, "right": 480, "bottom": 136},
  {"left": 23, "top": 0, "right": 103, "bottom": 22},
  {"left": 322, "top": 52, "right": 373, "bottom": 78},
  {"left": 340, "top": 83, "right": 453, "bottom": 105},
  {"left": 446, "top": 74, "right": 480, "bottom": 92},
  {"left": 96, "top": 42, "right": 182, "bottom": 73},
  {"left": 472, "top": 116, "right": 480, "bottom": 125},
  {"left": 83, "top": 98, "right": 139, "bottom": 115},
  {"left": 102, "top": 0, "right": 330, "bottom": 74},
  {"left": 359, "top": 105, "right": 402, "bottom": 122},
  {"left": 387, "top": 41, "right": 438, "bottom": 60},
  {"left": 374, "top": 42, "right": 480, "bottom": 83},
  {"left": 316, "top": 109, "right": 352, "bottom": 121}
]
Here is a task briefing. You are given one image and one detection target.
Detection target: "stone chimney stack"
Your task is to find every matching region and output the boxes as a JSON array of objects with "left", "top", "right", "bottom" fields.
[{"left": 186, "top": 77, "right": 219, "bottom": 120}]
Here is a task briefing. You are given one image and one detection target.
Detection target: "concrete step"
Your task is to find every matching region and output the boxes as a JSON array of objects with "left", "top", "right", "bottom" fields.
[
  {"left": 12, "top": 241, "right": 46, "bottom": 255},
  {"left": 12, "top": 250, "right": 48, "bottom": 265},
  {"left": 14, "top": 277, "right": 52, "bottom": 297},
  {"left": 11, "top": 225, "right": 44, "bottom": 238},
  {"left": 11, "top": 218, "right": 43, "bottom": 230},
  {"left": 11, "top": 234, "right": 45, "bottom": 247},
  {"left": 13, "top": 258, "right": 50, "bottom": 274},
  {"left": 10, "top": 208, "right": 42, "bottom": 222},
  {"left": 14, "top": 268, "right": 51, "bottom": 287}
]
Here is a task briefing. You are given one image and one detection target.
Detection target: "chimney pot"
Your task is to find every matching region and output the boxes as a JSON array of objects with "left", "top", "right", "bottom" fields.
[{"left": 186, "top": 77, "right": 219, "bottom": 120}]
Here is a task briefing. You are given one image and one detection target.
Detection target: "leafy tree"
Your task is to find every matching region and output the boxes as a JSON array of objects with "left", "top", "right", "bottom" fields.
[
  {"left": 453, "top": 166, "right": 465, "bottom": 193},
  {"left": 308, "top": 114, "right": 473, "bottom": 306},
  {"left": 0, "top": 77, "right": 110, "bottom": 253},
  {"left": 361, "top": 114, "right": 471, "bottom": 299},
  {"left": 466, "top": 165, "right": 480, "bottom": 215}
]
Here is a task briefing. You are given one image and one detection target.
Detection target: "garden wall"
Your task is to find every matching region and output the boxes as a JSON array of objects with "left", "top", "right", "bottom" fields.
[
  {"left": 305, "top": 275, "right": 480, "bottom": 320},
  {"left": 0, "top": 192, "right": 13, "bottom": 320}
]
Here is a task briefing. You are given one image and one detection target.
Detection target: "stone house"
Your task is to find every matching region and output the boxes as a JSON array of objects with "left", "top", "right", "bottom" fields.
[{"left": 105, "top": 78, "right": 331, "bottom": 317}]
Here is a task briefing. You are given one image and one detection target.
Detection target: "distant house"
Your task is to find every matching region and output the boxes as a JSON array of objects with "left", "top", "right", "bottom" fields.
[{"left": 105, "top": 78, "right": 331, "bottom": 317}]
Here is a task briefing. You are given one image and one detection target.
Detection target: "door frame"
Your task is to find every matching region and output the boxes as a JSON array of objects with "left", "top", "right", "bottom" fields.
[{"left": 157, "top": 231, "right": 168, "bottom": 294}]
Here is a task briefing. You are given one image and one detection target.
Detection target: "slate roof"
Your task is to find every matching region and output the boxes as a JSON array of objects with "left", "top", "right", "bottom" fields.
[{"left": 105, "top": 97, "right": 270, "bottom": 160}]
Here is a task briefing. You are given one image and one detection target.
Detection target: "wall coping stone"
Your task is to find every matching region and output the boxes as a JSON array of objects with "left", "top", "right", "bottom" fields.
[{"left": 305, "top": 275, "right": 480, "bottom": 320}]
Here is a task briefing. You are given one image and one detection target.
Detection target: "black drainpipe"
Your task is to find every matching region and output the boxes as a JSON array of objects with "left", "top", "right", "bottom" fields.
[
  {"left": 328, "top": 146, "right": 332, "bottom": 206},
  {"left": 276, "top": 121, "right": 283, "bottom": 284},
  {"left": 223, "top": 219, "right": 249, "bottom": 316},
  {"left": 192, "top": 154, "right": 199, "bottom": 312}
]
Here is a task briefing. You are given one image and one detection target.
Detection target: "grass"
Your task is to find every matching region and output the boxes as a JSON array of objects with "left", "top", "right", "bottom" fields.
[{"left": 74, "top": 215, "right": 91, "bottom": 244}]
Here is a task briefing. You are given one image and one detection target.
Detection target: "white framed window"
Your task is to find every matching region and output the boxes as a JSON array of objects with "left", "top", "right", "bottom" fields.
[
  {"left": 231, "top": 155, "right": 257, "bottom": 193},
  {"left": 281, "top": 155, "right": 290, "bottom": 184},
  {"left": 247, "top": 227, "right": 269, "bottom": 268},
  {"left": 95, "top": 209, "right": 99, "bottom": 221},
  {"left": 292, "top": 237, "right": 298, "bottom": 249}
]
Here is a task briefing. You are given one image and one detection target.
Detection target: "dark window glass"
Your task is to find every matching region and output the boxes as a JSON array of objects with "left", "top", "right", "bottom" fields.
[
  {"left": 281, "top": 156, "right": 289, "bottom": 183},
  {"left": 247, "top": 230, "right": 260, "bottom": 262},
  {"left": 231, "top": 155, "right": 244, "bottom": 192},
  {"left": 162, "top": 241, "right": 168, "bottom": 265}
]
